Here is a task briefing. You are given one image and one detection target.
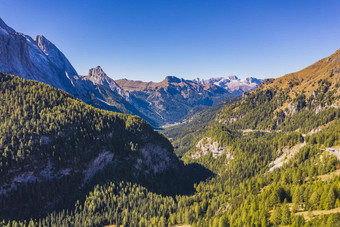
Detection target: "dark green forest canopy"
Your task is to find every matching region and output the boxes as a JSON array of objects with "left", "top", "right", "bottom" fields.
[
  {"left": 0, "top": 72, "right": 175, "bottom": 173},
  {"left": 3, "top": 114, "right": 339, "bottom": 226},
  {"left": 0, "top": 73, "right": 213, "bottom": 222},
  {"left": 1, "top": 71, "right": 340, "bottom": 226}
]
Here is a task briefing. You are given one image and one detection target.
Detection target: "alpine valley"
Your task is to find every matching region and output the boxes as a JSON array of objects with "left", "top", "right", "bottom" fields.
[
  {"left": 0, "top": 18, "right": 261, "bottom": 128},
  {"left": 0, "top": 17, "right": 340, "bottom": 227}
]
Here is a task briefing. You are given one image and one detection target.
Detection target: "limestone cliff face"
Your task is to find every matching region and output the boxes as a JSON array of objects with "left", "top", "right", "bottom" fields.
[
  {"left": 0, "top": 18, "right": 77, "bottom": 94},
  {"left": 80, "top": 66, "right": 130, "bottom": 100},
  {"left": 35, "top": 35, "right": 78, "bottom": 87}
]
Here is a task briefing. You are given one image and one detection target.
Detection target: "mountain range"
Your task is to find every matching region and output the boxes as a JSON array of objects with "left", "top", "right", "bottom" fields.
[
  {"left": 0, "top": 18, "right": 261, "bottom": 127},
  {"left": 193, "top": 76, "right": 263, "bottom": 95},
  {"left": 1, "top": 16, "right": 339, "bottom": 226},
  {"left": 1, "top": 47, "right": 337, "bottom": 226}
]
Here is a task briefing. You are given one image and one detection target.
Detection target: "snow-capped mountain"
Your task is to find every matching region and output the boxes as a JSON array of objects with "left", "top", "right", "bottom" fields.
[{"left": 193, "top": 76, "right": 263, "bottom": 95}]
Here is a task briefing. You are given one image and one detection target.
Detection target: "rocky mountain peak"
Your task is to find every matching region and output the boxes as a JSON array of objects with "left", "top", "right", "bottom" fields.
[
  {"left": 228, "top": 75, "right": 239, "bottom": 80},
  {"left": 0, "top": 18, "right": 77, "bottom": 94},
  {"left": 164, "top": 76, "right": 181, "bottom": 83},
  {"left": 35, "top": 35, "right": 52, "bottom": 55},
  {"left": 88, "top": 66, "right": 107, "bottom": 79},
  {"left": 244, "top": 77, "right": 263, "bottom": 84},
  {"left": 34, "top": 34, "right": 78, "bottom": 90},
  {"left": 83, "top": 66, "right": 130, "bottom": 100}
]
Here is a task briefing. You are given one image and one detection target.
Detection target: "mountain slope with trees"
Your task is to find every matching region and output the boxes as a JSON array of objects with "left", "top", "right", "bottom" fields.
[
  {"left": 2, "top": 50, "right": 339, "bottom": 226},
  {"left": 0, "top": 72, "right": 211, "bottom": 219},
  {"left": 1, "top": 16, "right": 339, "bottom": 227}
]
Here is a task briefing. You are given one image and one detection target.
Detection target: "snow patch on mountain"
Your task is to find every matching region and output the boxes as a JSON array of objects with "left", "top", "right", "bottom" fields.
[{"left": 193, "top": 76, "right": 262, "bottom": 95}]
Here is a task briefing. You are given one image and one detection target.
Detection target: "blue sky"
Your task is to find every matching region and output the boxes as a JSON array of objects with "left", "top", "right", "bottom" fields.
[{"left": 0, "top": 0, "right": 339, "bottom": 81}]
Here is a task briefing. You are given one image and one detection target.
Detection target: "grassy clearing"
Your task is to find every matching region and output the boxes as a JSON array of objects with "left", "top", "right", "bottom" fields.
[
  {"left": 295, "top": 207, "right": 340, "bottom": 221},
  {"left": 317, "top": 169, "right": 340, "bottom": 181}
]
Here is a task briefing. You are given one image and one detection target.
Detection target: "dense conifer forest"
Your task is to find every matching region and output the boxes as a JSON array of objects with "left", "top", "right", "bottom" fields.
[
  {"left": 0, "top": 50, "right": 340, "bottom": 226},
  {"left": 0, "top": 73, "right": 210, "bottom": 222}
]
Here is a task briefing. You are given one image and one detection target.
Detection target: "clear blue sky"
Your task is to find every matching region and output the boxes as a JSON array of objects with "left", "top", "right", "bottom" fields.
[{"left": 0, "top": 0, "right": 339, "bottom": 81}]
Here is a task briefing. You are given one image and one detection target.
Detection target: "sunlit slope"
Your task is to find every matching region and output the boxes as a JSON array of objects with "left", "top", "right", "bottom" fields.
[
  {"left": 263, "top": 49, "right": 340, "bottom": 94},
  {"left": 216, "top": 49, "right": 340, "bottom": 132}
]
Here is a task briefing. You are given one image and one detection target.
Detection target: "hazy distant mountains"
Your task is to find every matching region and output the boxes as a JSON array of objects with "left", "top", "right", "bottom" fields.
[
  {"left": 115, "top": 76, "right": 233, "bottom": 126},
  {"left": 0, "top": 18, "right": 262, "bottom": 126},
  {"left": 193, "top": 76, "right": 263, "bottom": 95}
]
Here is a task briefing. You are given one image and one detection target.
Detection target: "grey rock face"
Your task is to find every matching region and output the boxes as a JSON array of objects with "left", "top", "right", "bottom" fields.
[
  {"left": 81, "top": 66, "right": 130, "bottom": 100},
  {"left": 0, "top": 18, "right": 77, "bottom": 94},
  {"left": 35, "top": 35, "right": 78, "bottom": 87}
]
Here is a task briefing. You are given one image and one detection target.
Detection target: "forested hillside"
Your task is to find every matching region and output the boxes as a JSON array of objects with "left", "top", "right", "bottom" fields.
[
  {"left": 3, "top": 121, "right": 339, "bottom": 226},
  {"left": 162, "top": 96, "right": 241, "bottom": 156},
  {"left": 1, "top": 49, "right": 339, "bottom": 227},
  {"left": 0, "top": 73, "right": 213, "bottom": 220}
]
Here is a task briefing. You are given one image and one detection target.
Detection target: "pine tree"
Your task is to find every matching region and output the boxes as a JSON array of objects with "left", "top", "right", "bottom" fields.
[
  {"left": 281, "top": 202, "right": 291, "bottom": 225},
  {"left": 219, "top": 215, "right": 228, "bottom": 227},
  {"left": 327, "top": 187, "right": 336, "bottom": 209},
  {"left": 270, "top": 206, "right": 281, "bottom": 225}
]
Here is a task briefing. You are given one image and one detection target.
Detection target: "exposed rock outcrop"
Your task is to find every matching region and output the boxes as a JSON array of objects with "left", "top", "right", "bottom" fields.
[{"left": 189, "top": 137, "right": 232, "bottom": 159}]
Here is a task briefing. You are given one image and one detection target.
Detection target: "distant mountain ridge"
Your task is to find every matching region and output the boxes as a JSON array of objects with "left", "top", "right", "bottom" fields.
[
  {"left": 0, "top": 18, "right": 261, "bottom": 127},
  {"left": 193, "top": 76, "right": 263, "bottom": 95},
  {"left": 115, "top": 76, "right": 233, "bottom": 126}
]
